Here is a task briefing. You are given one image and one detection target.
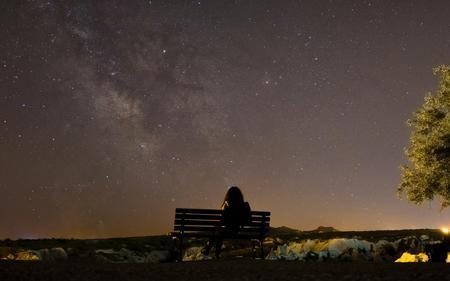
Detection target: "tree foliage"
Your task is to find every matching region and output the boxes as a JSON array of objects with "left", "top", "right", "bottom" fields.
[{"left": 399, "top": 65, "right": 450, "bottom": 207}]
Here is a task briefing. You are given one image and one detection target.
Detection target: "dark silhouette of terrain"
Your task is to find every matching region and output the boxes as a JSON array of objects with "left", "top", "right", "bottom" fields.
[{"left": 1, "top": 259, "right": 450, "bottom": 281}]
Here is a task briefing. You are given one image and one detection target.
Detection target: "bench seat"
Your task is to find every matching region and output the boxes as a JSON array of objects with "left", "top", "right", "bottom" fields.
[{"left": 171, "top": 208, "right": 271, "bottom": 260}]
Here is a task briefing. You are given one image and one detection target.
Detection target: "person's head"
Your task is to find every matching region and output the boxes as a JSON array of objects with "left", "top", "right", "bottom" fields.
[{"left": 223, "top": 186, "right": 244, "bottom": 206}]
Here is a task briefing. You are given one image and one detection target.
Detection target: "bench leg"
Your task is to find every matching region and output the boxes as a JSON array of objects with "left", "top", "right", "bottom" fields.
[
  {"left": 214, "top": 237, "right": 223, "bottom": 259},
  {"left": 203, "top": 239, "right": 212, "bottom": 256},
  {"left": 179, "top": 236, "right": 184, "bottom": 261},
  {"left": 260, "top": 238, "right": 264, "bottom": 259},
  {"left": 251, "top": 240, "right": 257, "bottom": 259}
]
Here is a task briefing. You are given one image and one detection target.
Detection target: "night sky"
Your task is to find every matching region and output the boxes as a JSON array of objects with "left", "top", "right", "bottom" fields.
[{"left": 2, "top": 0, "right": 450, "bottom": 239}]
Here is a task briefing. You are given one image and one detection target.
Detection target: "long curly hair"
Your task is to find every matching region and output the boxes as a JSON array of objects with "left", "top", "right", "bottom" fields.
[{"left": 221, "top": 186, "right": 245, "bottom": 209}]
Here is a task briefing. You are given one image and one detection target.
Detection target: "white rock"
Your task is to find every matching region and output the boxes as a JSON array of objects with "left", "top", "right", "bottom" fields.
[
  {"left": 302, "top": 239, "right": 317, "bottom": 252},
  {"left": 420, "top": 235, "right": 430, "bottom": 241},
  {"left": 268, "top": 238, "right": 380, "bottom": 261},
  {"left": 395, "top": 252, "right": 429, "bottom": 263},
  {"left": 182, "top": 246, "right": 212, "bottom": 261},
  {"left": 276, "top": 244, "right": 289, "bottom": 259}
]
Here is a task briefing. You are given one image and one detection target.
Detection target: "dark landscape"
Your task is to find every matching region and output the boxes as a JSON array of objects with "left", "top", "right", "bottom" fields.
[
  {"left": 0, "top": 227, "right": 446, "bottom": 261},
  {"left": 2, "top": 226, "right": 448, "bottom": 281},
  {"left": 3, "top": 0, "right": 450, "bottom": 280},
  {"left": 4, "top": 260, "right": 450, "bottom": 281}
]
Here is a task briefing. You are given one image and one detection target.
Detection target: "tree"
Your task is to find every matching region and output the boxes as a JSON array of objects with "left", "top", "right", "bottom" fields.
[{"left": 399, "top": 65, "right": 450, "bottom": 208}]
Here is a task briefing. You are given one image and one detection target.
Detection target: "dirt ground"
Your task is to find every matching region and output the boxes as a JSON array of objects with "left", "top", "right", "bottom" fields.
[{"left": 2, "top": 259, "right": 450, "bottom": 281}]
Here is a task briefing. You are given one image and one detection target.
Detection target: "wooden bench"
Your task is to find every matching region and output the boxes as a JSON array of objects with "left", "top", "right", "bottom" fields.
[{"left": 171, "top": 208, "right": 270, "bottom": 260}]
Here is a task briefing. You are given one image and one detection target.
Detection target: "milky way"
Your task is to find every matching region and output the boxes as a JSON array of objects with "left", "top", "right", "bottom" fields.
[{"left": 2, "top": 0, "right": 450, "bottom": 238}]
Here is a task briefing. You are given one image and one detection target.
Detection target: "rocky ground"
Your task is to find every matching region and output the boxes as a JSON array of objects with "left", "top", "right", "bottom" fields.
[
  {"left": 2, "top": 259, "right": 450, "bottom": 281},
  {"left": 0, "top": 228, "right": 446, "bottom": 263},
  {"left": 1, "top": 229, "right": 449, "bottom": 281}
]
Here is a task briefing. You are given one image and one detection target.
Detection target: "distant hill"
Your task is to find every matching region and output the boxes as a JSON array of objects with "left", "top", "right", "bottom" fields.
[
  {"left": 269, "top": 226, "right": 338, "bottom": 236},
  {"left": 312, "top": 226, "right": 338, "bottom": 233},
  {"left": 0, "top": 228, "right": 443, "bottom": 251},
  {"left": 268, "top": 227, "right": 441, "bottom": 242},
  {"left": 269, "top": 226, "right": 301, "bottom": 236}
]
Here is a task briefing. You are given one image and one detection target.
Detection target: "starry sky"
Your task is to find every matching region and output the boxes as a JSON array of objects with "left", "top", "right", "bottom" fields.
[{"left": 2, "top": 0, "right": 450, "bottom": 239}]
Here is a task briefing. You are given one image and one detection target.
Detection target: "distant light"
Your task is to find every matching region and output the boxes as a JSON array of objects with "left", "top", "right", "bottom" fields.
[{"left": 441, "top": 227, "right": 449, "bottom": 235}]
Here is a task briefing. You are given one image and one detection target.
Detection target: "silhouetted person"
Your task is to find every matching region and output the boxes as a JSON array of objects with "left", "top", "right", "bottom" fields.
[
  {"left": 221, "top": 186, "right": 252, "bottom": 232},
  {"left": 204, "top": 186, "right": 252, "bottom": 258}
]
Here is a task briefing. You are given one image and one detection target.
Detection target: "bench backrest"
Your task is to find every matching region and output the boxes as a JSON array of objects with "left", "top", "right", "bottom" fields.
[{"left": 174, "top": 208, "right": 270, "bottom": 238}]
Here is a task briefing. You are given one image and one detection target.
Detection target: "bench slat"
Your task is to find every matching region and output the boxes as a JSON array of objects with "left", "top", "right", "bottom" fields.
[
  {"left": 176, "top": 208, "right": 270, "bottom": 216},
  {"left": 174, "top": 219, "right": 269, "bottom": 227},
  {"left": 176, "top": 208, "right": 222, "bottom": 214},
  {"left": 170, "top": 232, "right": 265, "bottom": 239},
  {"left": 175, "top": 214, "right": 221, "bottom": 220},
  {"left": 172, "top": 231, "right": 268, "bottom": 237},
  {"left": 173, "top": 225, "right": 269, "bottom": 233},
  {"left": 175, "top": 213, "right": 270, "bottom": 222},
  {"left": 172, "top": 208, "right": 271, "bottom": 261}
]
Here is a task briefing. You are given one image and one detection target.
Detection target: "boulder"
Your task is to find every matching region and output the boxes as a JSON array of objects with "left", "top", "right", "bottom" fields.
[
  {"left": 0, "top": 247, "right": 14, "bottom": 259},
  {"left": 304, "top": 251, "right": 319, "bottom": 261},
  {"left": 302, "top": 239, "right": 317, "bottom": 252},
  {"left": 35, "top": 247, "right": 67, "bottom": 261},
  {"left": 93, "top": 248, "right": 171, "bottom": 263},
  {"left": 95, "top": 249, "right": 115, "bottom": 254},
  {"left": 182, "top": 246, "right": 212, "bottom": 261},
  {"left": 337, "top": 248, "right": 354, "bottom": 262},
  {"left": 4, "top": 254, "right": 15, "bottom": 260},
  {"left": 266, "top": 238, "right": 386, "bottom": 262},
  {"left": 15, "top": 251, "right": 40, "bottom": 260},
  {"left": 67, "top": 246, "right": 96, "bottom": 258},
  {"left": 144, "top": 250, "right": 171, "bottom": 263},
  {"left": 94, "top": 248, "right": 146, "bottom": 263},
  {"left": 49, "top": 247, "right": 68, "bottom": 260},
  {"left": 95, "top": 253, "right": 111, "bottom": 263},
  {"left": 95, "top": 249, "right": 121, "bottom": 262},
  {"left": 118, "top": 248, "right": 144, "bottom": 263},
  {"left": 395, "top": 252, "right": 429, "bottom": 262},
  {"left": 327, "top": 239, "right": 373, "bottom": 259},
  {"left": 373, "top": 240, "right": 396, "bottom": 262},
  {"left": 420, "top": 235, "right": 430, "bottom": 241},
  {"left": 335, "top": 247, "right": 367, "bottom": 262},
  {"left": 36, "top": 249, "right": 50, "bottom": 260},
  {"left": 395, "top": 236, "right": 423, "bottom": 255}
]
